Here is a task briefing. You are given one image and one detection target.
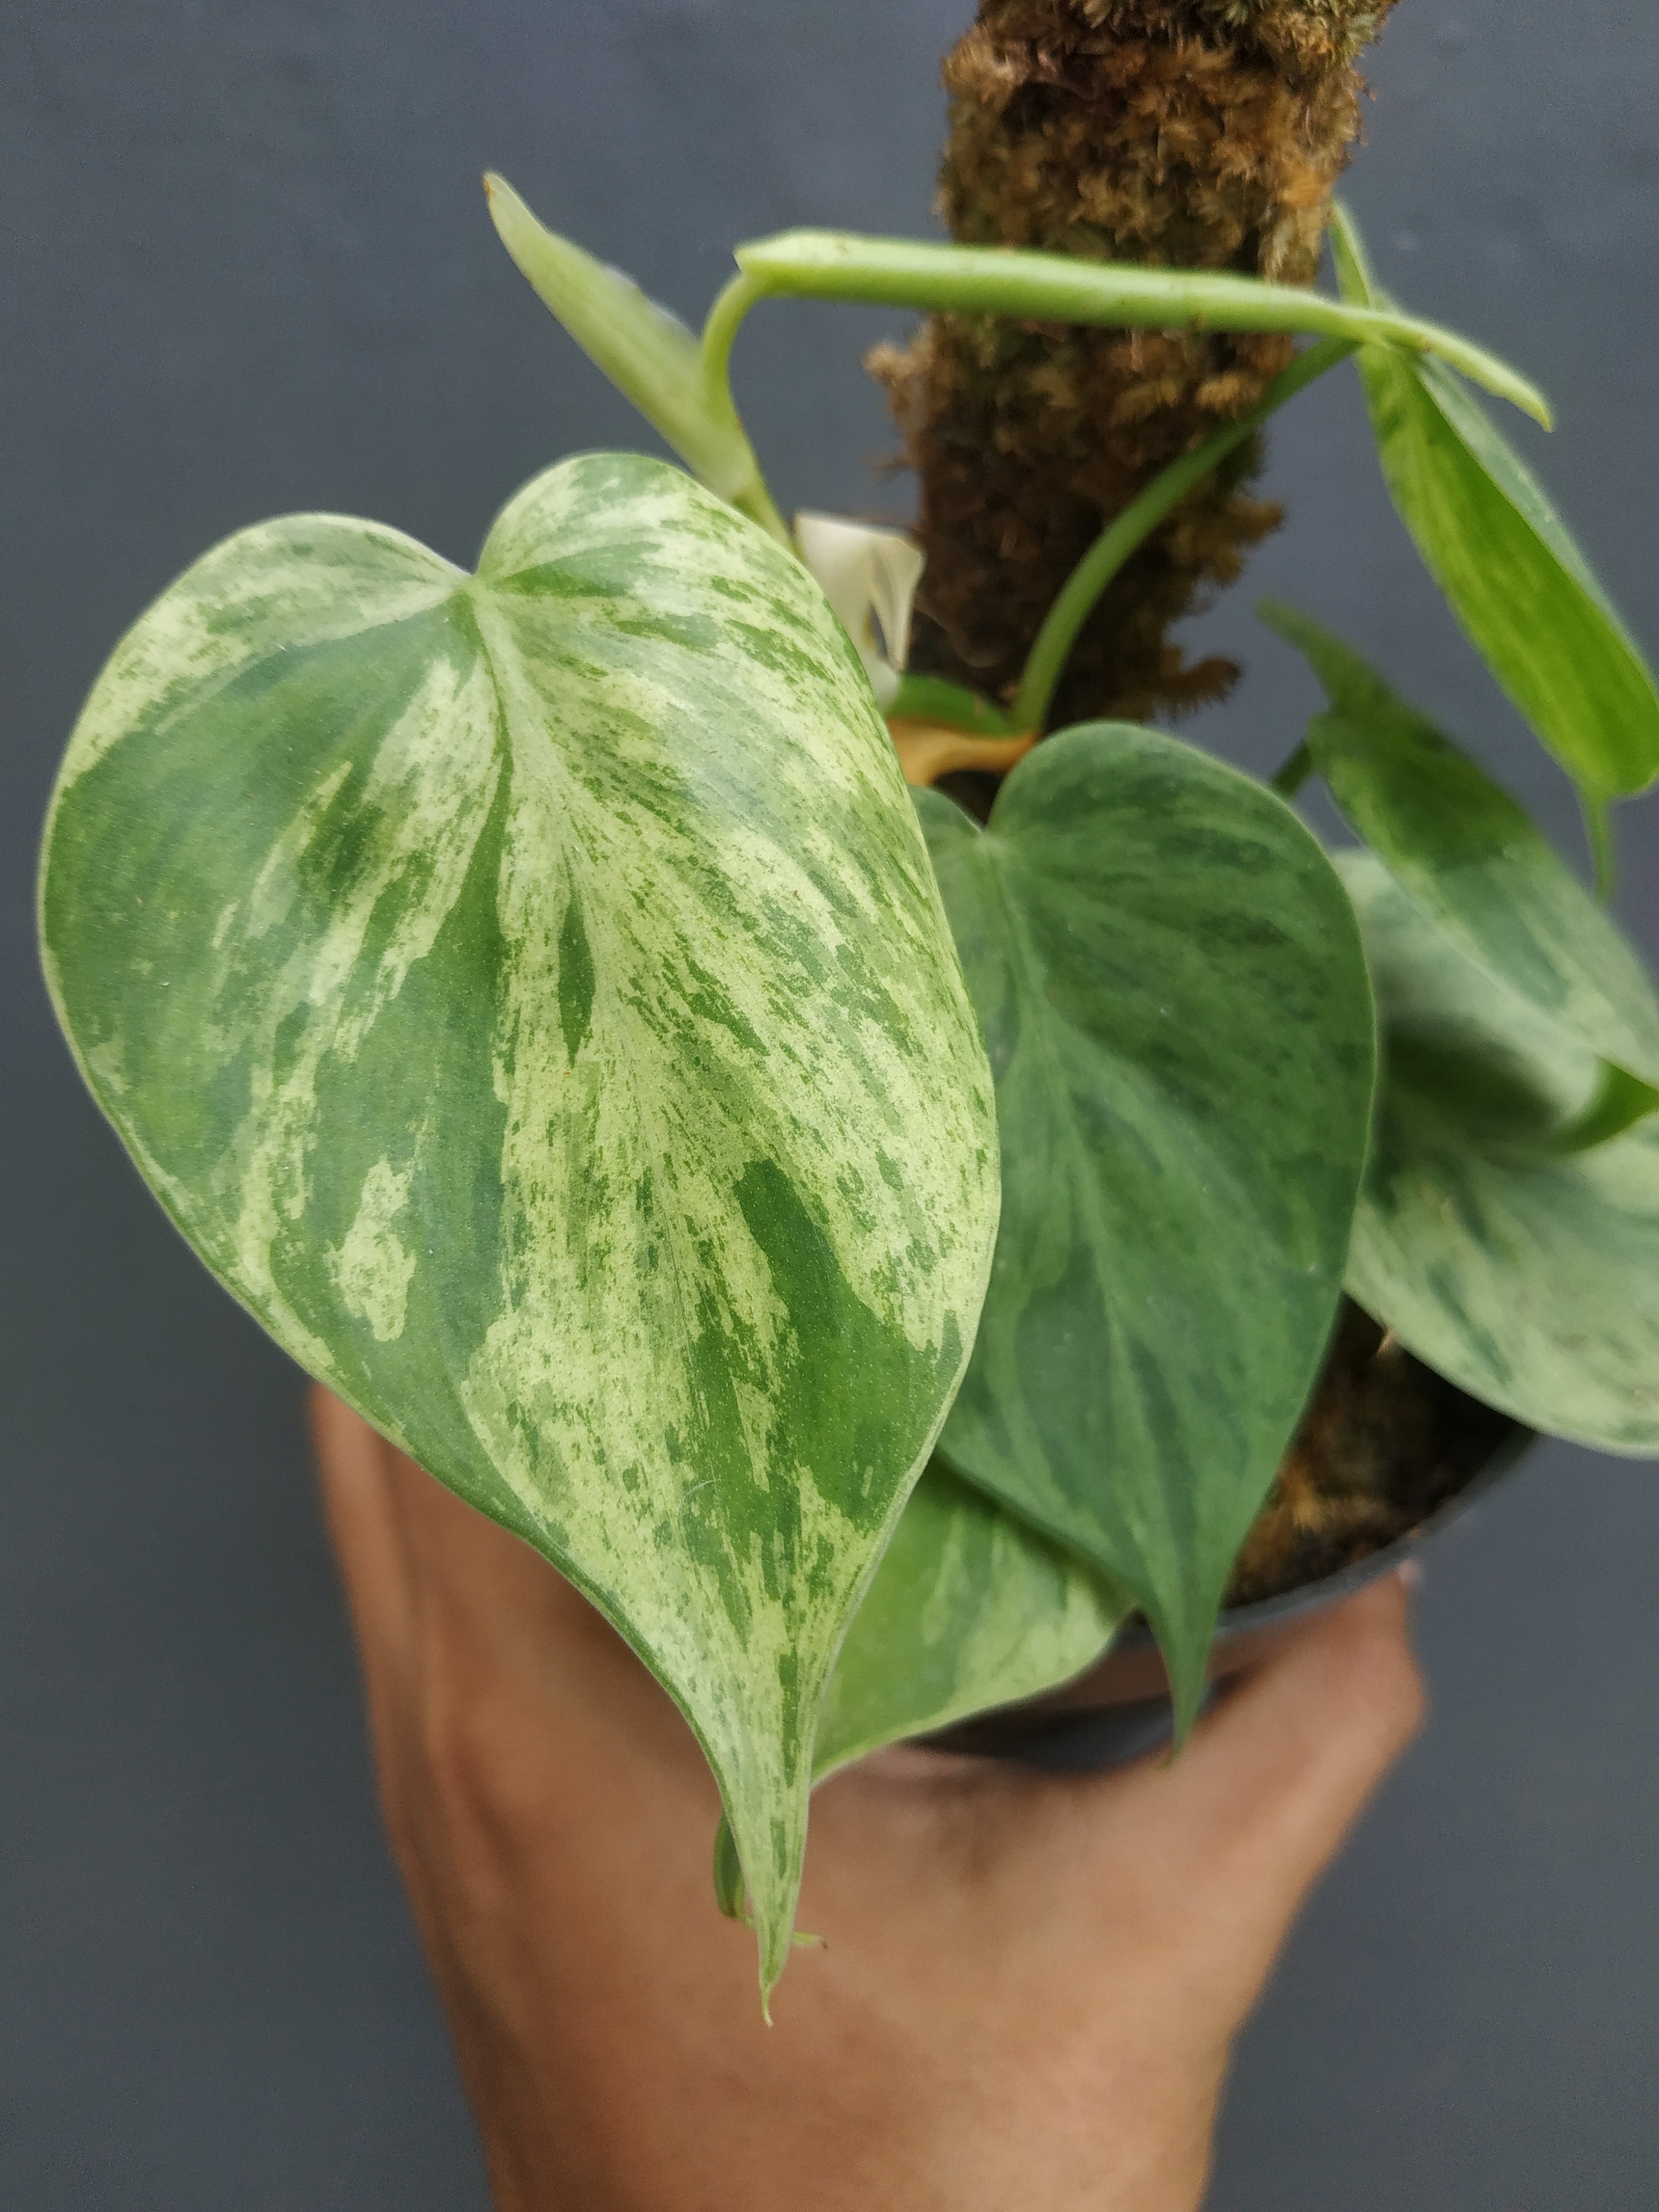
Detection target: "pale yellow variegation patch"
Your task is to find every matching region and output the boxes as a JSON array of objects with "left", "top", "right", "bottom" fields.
[{"left": 330, "top": 1159, "right": 418, "bottom": 1342}]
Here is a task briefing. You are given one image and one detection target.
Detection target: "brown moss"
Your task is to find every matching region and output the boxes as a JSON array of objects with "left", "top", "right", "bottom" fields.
[
  {"left": 884, "top": 3, "right": 1510, "bottom": 1613},
  {"left": 873, "top": 0, "right": 1397, "bottom": 727},
  {"left": 1225, "top": 1302, "right": 1519, "bottom": 1608}
]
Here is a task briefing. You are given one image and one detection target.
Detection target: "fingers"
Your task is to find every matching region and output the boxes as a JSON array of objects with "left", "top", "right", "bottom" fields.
[
  {"left": 312, "top": 1390, "right": 708, "bottom": 1794},
  {"left": 1183, "top": 1571, "right": 1426, "bottom": 1902},
  {"left": 1087, "top": 1571, "right": 1422, "bottom": 2014}
]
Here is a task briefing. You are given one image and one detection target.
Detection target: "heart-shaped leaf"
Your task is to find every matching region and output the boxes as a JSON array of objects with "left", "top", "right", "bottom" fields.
[
  {"left": 39, "top": 452, "right": 999, "bottom": 1996},
  {"left": 1330, "top": 205, "right": 1659, "bottom": 800},
  {"left": 1342, "top": 852, "right": 1659, "bottom": 1451},
  {"left": 812, "top": 1458, "right": 1129, "bottom": 1778},
  {"left": 1264, "top": 604, "right": 1659, "bottom": 1140},
  {"left": 917, "top": 727, "right": 1377, "bottom": 1726}
]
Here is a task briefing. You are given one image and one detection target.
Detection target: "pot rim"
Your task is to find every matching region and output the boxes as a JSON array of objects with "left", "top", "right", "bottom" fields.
[
  {"left": 927, "top": 1417, "right": 1539, "bottom": 1760},
  {"left": 1112, "top": 1416, "right": 1537, "bottom": 1658}
]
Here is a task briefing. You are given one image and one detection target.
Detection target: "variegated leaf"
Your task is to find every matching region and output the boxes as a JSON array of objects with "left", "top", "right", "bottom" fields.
[
  {"left": 1262, "top": 604, "right": 1659, "bottom": 1140},
  {"left": 918, "top": 728, "right": 1376, "bottom": 1728},
  {"left": 1342, "top": 852, "right": 1659, "bottom": 1451},
  {"left": 813, "top": 1458, "right": 1129, "bottom": 1778},
  {"left": 38, "top": 452, "right": 999, "bottom": 1997},
  {"left": 1330, "top": 204, "right": 1659, "bottom": 801},
  {"left": 713, "top": 1460, "right": 1128, "bottom": 1924}
]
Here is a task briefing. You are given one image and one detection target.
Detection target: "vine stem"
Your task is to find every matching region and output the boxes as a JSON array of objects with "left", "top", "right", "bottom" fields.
[
  {"left": 700, "top": 273, "right": 790, "bottom": 544},
  {"left": 730, "top": 234, "right": 1551, "bottom": 426},
  {"left": 696, "top": 230, "right": 1549, "bottom": 559},
  {"left": 1011, "top": 336, "right": 1358, "bottom": 735},
  {"left": 1269, "top": 742, "right": 1314, "bottom": 800},
  {"left": 1584, "top": 792, "right": 1618, "bottom": 902}
]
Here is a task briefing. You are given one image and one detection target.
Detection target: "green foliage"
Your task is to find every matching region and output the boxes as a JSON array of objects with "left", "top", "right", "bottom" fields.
[
  {"left": 1330, "top": 205, "right": 1659, "bottom": 802},
  {"left": 1264, "top": 606, "right": 1659, "bottom": 1143},
  {"left": 917, "top": 727, "right": 1376, "bottom": 1730},
  {"left": 485, "top": 175, "right": 785, "bottom": 541},
  {"left": 38, "top": 159, "right": 1659, "bottom": 2002},
  {"left": 39, "top": 453, "right": 998, "bottom": 1998},
  {"left": 813, "top": 1458, "right": 1130, "bottom": 1778},
  {"left": 886, "top": 674, "right": 1023, "bottom": 737},
  {"left": 1340, "top": 857, "right": 1659, "bottom": 1452}
]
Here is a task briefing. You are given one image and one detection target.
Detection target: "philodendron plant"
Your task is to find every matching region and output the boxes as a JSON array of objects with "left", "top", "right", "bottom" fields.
[{"left": 39, "top": 168, "right": 1659, "bottom": 2003}]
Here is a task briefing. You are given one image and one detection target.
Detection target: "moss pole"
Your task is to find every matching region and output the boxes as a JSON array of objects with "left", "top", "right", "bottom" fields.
[{"left": 874, "top": 0, "right": 1399, "bottom": 727}]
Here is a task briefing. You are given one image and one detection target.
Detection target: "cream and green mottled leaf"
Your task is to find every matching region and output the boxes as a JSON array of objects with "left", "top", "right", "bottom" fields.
[
  {"left": 714, "top": 1459, "right": 1128, "bottom": 1925},
  {"left": 918, "top": 728, "right": 1376, "bottom": 1730},
  {"left": 1331, "top": 204, "right": 1659, "bottom": 800},
  {"left": 38, "top": 452, "right": 999, "bottom": 1997},
  {"left": 812, "top": 1458, "right": 1129, "bottom": 1778},
  {"left": 1342, "top": 853, "right": 1659, "bottom": 1450},
  {"left": 1264, "top": 605, "right": 1659, "bottom": 1141}
]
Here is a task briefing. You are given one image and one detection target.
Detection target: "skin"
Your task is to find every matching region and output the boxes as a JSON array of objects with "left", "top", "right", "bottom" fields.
[{"left": 311, "top": 1385, "right": 1425, "bottom": 2212}]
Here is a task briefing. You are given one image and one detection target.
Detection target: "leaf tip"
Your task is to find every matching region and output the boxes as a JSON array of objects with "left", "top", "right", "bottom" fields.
[
  {"left": 1146, "top": 1587, "right": 1223, "bottom": 1751},
  {"left": 1254, "top": 596, "right": 1296, "bottom": 639},
  {"left": 1166, "top": 1664, "right": 1210, "bottom": 1751}
]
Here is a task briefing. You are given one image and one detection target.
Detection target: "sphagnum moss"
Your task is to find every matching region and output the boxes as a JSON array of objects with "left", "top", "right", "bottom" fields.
[{"left": 872, "top": 0, "right": 1399, "bottom": 728}]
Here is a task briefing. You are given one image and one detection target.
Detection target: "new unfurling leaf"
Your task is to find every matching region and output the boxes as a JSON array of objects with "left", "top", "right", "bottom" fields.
[{"left": 1329, "top": 204, "right": 1659, "bottom": 804}]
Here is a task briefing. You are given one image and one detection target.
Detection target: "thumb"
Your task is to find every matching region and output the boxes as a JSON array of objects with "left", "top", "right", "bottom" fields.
[{"left": 1092, "top": 1572, "right": 1425, "bottom": 2013}]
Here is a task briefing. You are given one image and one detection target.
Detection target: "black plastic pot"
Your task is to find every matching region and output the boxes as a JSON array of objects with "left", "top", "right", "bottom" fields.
[{"left": 931, "top": 1418, "right": 1536, "bottom": 1773}]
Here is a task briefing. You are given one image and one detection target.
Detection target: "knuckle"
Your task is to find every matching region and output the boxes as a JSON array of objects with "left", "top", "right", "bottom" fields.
[
  {"left": 1327, "top": 1595, "right": 1426, "bottom": 1755},
  {"left": 413, "top": 1644, "right": 505, "bottom": 1811}
]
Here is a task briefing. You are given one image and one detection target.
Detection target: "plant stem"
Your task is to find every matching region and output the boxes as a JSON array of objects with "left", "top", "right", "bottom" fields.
[
  {"left": 1584, "top": 792, "right": 1618, "bottom": 901},
  {"left": 732, "top": 235, "right": 1551, "bottom": 426},
  {"left": 701, "top": 271, "right": 769, "bottom": 394},
  {"left": 1011, "top": 336, "right": 1357, "bottom": 733},
  {"left": 698, "top": 273, "right": 790, "bottom": 543},
  {"left": 1270, "top": 742, "right": 1314, "bottom": 799},
  {"left": 728, "top": 468, "right": 790, "bottom": 547}
]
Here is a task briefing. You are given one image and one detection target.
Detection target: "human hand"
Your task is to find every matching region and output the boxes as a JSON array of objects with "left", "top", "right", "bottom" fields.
[{"left": 311, "top": 1385, "right": 1423, "bottom": 2212}]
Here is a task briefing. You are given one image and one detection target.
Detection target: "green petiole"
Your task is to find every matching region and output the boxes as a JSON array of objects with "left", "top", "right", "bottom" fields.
[
  {"left": 1270, "top": 742, "right": 1314, "bottom": 800},
  {"left": 726, "top": 232, "right": 1553, "bottom": 429},
  {"left": 1011, "top": 336, "right": 1359, "bottom": 734},
  {"left": 1583, "top": 792, "right": 1618, "bottom": 902},
  {"left": 486, "top": 175, "right": 790, "bottom": 545}
]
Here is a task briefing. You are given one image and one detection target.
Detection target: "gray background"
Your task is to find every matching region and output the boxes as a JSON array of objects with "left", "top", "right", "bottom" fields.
[{"left": 4, "top": 2, "right": 1656, "bottom": 2205}]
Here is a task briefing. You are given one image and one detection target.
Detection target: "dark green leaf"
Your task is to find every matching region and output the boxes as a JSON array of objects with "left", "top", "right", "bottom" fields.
[
  {"left": 917, "top": 726, "right": 1376, "bottom": 1728},
  {"left": 39, "top": 453, "right": 999, "bottom": 1997},
  {"left": 1262, "top": 604, "right": 1659, "bottom": 1108},
  {"left": 1342, "top": 853, "right": 1659, "bottom": 1451},
  {"left": 1552, "top": 1064, "right": 1659, "bottom": 1155},
  {"left": 1330, "top": 205, "right": 1659, "bottom": 798},
  {"left": 713, "top": 1816, "right": 748, "bottom": 1923}
]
